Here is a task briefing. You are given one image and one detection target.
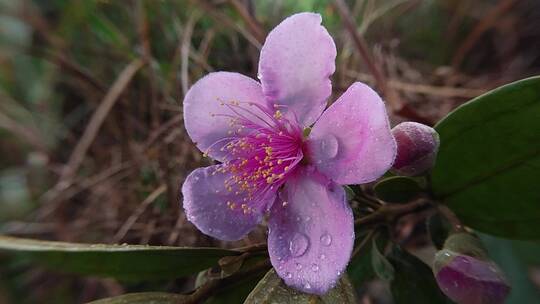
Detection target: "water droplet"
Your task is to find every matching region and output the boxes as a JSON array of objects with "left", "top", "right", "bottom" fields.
[
  {"left": 295, "top": 263, "right": 303, "bottom": 270},
  {"left": 320, "top": 233, "right": 332, "bottom": 246},
  {"left": 311, "top": 264, "right": 319, "bottom": 272},
  {"left": 305, "top": 216, "right": 311, "bottom": 222},
  {"left": 304, "top": 282, "right": 311, "bottom": 289},
  {"left": 286, "top": 272, "right": 292, "bottom": 278},
  {"left": 289, "top": 233, "right": 310, "bottom": 257},
  {"left": 337, "top": 270, "right": 342, "bottom": 276},
  {"left": 319, "top": 134, "right": 339, "bottom": 159},
  {"left": 319, "top": 254, "right": 326, "bottom": 260}
]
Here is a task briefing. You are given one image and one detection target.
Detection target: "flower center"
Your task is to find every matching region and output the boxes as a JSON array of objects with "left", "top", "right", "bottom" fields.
[{"left": 207, "top": 101, "right": 304, "bottom": 213}]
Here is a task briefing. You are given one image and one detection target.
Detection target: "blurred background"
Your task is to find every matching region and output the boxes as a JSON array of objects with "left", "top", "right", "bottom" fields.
[{"left": 0, "top": 0, "right": 539, "bottom": 303}]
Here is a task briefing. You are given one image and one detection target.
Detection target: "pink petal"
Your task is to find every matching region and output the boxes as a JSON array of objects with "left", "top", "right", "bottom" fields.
[
  {"left": 307, "top": 82, "right": 396, "bottom": 185},
  {"left": 181, "top": 165, "right": 275, "bottom": 241},
  {"left": 268, "top": 167, "right": 354, "bottom": 295},
  {"left": 258, "top": 13, "right": 336, "bottom": 127},
  {"left": 183, "top": 72, "right": 268, "bottom": 160}
]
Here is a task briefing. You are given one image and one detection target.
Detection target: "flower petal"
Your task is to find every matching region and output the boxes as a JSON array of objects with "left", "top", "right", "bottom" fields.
[
  {"left": 308, "top": 82, "right": 396, "bottom": 185},
  {"left": 268, "top": 167, "right": 354, "bottom": 295},
  {"left": 258, "top": 13, "right": 336, "bottom": 127},
  {"left": 181, "top": 165, "right": 275, "bottom": 241},
  {"left": 183, "top": 72, "right": 268, "bottom": 160}
]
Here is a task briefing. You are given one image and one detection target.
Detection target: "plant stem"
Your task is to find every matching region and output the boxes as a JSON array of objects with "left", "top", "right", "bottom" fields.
[
  {"left": 355, "top": 200, "right": 428, "bottom": 227},
  {"left": 437, "top": 204, "right": 465, "bottom": 233}
]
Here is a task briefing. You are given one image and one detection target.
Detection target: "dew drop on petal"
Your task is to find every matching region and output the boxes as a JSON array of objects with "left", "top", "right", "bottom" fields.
[
  {"left": 286, "top": 272, "right": 292, "bottom": 278},
  {"left": 304, "top": 282, "right": 311, "bottom": 289},
  {"left": 311, "top": 264, "right": 319, "bottom": 272},
  {"left": 289, "top": 233, "right": 310, "bottom": 257},
  {"left": 295, "top": 263, "right": 303, "bottom": 270},
  {"left": 320, "top": 233, "right": 332, "bottom": 246},
  {"left": 319, "top": 253, "right": 326, "bottom": 260},
  {"left": 319, "top": 134, "right": 339, "bottom": 159}
]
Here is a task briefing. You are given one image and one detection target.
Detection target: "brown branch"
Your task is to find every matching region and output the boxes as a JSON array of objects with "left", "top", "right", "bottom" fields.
[
  {"left": 0, "top": 110, "right": 49, "bottom": 152},
  {"left": 355, "top": 200, "right": 429, "bottom": 227},
  {"left": 136, "top": 0, "right": 160, "bottom": 128},
  {"left": 58, "top": 59, "right": 144, "bottom": 186},
  {"left": 189, "top": 0, "right": 262, "bottom": 49},
  {"left": 346, "top": 71, "right": 487, "bottom": 98},
  {"left": 113, "top": 184, "right": 167, "bottom": 242},
  {"left": 182, "top": 259, "right": 271, "bottom": 303},
  {"left": 451, "top": 0, "right": 518, "bottom": 69},
  {"left": 228, "top": 0, "right": 266, "bottom": 43},
  {"left": 437, "top": 205, "right": 465, "bottom": 233},
  {"left": 332, "top": 0, "right": 388, "bottom": 96}
]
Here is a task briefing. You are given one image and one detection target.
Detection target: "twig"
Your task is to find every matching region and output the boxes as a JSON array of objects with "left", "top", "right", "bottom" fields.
[
  {"left": 136, "top": 0, "right": 160, "bottom": 128},
  {"left": 346, "top": 71, "right": 486, "bottom": 98},
  {"left": 0, "top": 110, "right": 49, "bottom": 152},
  {"left": 182, "top": 259, "right": 271, "bottom": 303},
  {"left": 189, "top": 0, "right": 262, "bottom": 49},
  {"left": 452, "top": 0, "right": 518, "bottom": 69},
  {"left": 113, "top": 184, "right": 167, "bottom": 242},
  {"left": 355, "top": 200, "right": 428, "bottom": 227},
  {"left": 332, "top": 0, "right": 388, "bottom": 97},
  {"left": 437, "top": 205, "right": 465, "bottom": 233},
  {"left": 181, "top": 13, "right": 200, "bottom": 97},
  {"left": 58, "top": 59, "right": 144, "bottom": 185},
  {"left": 228, "top": 0, "right": 266, "bottom": 43}
]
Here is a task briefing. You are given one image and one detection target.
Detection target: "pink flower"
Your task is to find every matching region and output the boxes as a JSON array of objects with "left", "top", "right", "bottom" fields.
[{"left": 181, "top": 13, "right": 396, "bottom": 294}]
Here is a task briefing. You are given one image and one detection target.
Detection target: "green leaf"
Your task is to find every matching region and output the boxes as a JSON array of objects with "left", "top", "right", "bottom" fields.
[
  {"left": 374, "top": 176, "right": 423, "bottom": 203},
  {"left": 431, "top": 76, "right": 540, "bottom": 239},
  {"left": 347, "top": 240, "right": 375, "bottom": 288},
  {"left": 388, "top": 246, "right": 452, "bottom": 304},
  {"left": 87, "top": 292, "right": 186, "bottom": 304},
  {"left": 243, "top": 269, "right": 357, "bottom": 303},
  {"left": 426, "top": 213, "right": 452, "bottom": 250},
  {"left": 371, "top": 238, "right": 394, "bottom": 281},
  {"left": 0, "top": 235, "right": 239, "bottom": 280}
]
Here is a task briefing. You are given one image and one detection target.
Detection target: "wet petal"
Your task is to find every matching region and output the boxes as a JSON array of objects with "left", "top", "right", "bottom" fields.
[
  {"left": 183, "top": 72, "right": 268, "bottom": 160},
  {"left": 268, "top": 167, "right": 354, "bottom": 295},
  {"left": 258, "top": 13, "right": 336, "bottom": 127},
  {"left": 181, "top": 165, "right": 275, "bottom": 241},
  {"left": 308, "top": 82, "right": 396, "bottom": 185},
  {"left": 434, "top": 252, "right": 510, "bottom": 304}
]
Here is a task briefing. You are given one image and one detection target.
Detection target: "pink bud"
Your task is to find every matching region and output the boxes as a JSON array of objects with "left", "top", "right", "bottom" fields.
[
  {"left": 391, "top": 122, "right": 439, "bottom": 176},
  {"left": 433, "top": 250, "right": 510, "bottom": 304}
]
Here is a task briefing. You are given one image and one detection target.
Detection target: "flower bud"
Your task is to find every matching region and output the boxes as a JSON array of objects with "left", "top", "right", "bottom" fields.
[
  {"left": 433, "top": 234, "right": 510, "bottom": 304},
  {"left": 391, "top": 122, "right": 439, "bottom": 176}
]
